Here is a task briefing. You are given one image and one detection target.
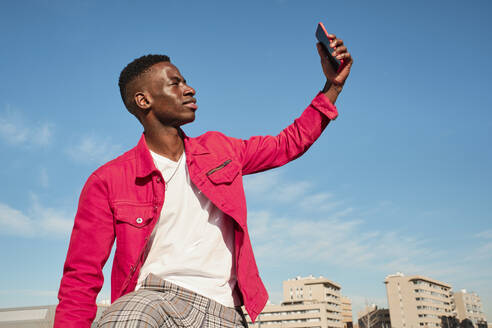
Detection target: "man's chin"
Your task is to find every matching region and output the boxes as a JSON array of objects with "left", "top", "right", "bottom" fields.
[{"left": 180, "top": 115, "right": 196, "bottom": 126}]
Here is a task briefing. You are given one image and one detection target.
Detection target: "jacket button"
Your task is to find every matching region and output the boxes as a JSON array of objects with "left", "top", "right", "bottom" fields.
[
  {"left": 156, "top": 177, "right": 162, "bottom": 183},
  {"left": 136, "top": 217, "right": 143, "bottom": 224}
]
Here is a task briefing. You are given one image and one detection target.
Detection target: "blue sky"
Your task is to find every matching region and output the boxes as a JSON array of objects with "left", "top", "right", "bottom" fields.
[{"left": 1, "top": 0, "right": 491, "bottom": 321}]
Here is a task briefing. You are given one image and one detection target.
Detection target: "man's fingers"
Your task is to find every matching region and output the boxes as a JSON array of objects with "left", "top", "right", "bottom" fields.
[
  {"left": 318, "top": 33, "right": 353, "bottom": 87},
  {"left": 336, "top": 52, "right": 352, "bottom": 61},
  {"left": 330, "top": 38, "right": 344, "bottom": 48},
  {"left": 318, "top": 42, "right": 347, "bottom": 60},
  {"left": 332, "top": 45, "right": 347, "bottom": 57}
]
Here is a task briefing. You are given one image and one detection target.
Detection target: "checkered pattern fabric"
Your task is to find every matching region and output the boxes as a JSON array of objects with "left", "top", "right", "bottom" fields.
[{"left": 97, "top": 274, "right": 248, "bottom": 328}]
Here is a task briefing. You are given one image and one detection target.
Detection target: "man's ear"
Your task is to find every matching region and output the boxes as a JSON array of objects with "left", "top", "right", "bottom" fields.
[{"left": 134, "top": 92, "right": 152, "bottom": 110}]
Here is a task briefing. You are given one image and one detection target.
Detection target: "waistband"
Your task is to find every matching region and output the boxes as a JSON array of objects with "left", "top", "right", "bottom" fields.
[{"left": 141, "top": 273, "right": 246, "bottom": 325}]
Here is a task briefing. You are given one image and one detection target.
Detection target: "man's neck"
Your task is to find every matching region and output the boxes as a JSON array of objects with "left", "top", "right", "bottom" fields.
[{"left": 144, "top": 126, "right": 184, "bottom": 162}]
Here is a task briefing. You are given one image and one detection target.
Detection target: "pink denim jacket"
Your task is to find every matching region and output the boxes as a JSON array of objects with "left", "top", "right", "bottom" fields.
[{"left": 54, "top": 93, "right": 338, "bottom": 327}]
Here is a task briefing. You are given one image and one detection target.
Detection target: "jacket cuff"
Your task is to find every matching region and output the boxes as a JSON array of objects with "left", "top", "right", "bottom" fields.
[{"left": 311, "top": 92, "right": 338, "bottom": 120}]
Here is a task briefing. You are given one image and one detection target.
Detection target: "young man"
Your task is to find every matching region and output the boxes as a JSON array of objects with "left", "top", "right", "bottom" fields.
[{"left": 54, "top": 36, "right": 352, "bottom": 327}]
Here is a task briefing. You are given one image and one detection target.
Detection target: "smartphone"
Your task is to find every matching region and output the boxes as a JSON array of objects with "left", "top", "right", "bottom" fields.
[{"left": 316, "top": 22, "right": 341, "bottom": 72}]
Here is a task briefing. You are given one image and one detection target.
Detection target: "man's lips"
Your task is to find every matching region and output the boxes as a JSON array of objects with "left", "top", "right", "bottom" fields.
[{"left": 183, "top": 99, "right": 197, "bottom": 110}]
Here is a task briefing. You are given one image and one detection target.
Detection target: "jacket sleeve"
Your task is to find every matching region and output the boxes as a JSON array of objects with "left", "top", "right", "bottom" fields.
[
  {"left": 54, "top": 173, "right": 115, "bottom": 328},
  {"left": 236, "top": 92, "right": 338, "bottom": 175}
]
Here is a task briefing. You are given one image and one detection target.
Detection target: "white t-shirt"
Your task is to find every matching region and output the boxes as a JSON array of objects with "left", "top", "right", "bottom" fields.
[{"left": 136, "top": 150, "right": 239, "bottom": 307}]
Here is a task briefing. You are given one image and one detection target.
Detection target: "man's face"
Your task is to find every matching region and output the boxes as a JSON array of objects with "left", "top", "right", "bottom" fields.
[{"left": 145, "top": 62, "right": 197, "bottom": 127}]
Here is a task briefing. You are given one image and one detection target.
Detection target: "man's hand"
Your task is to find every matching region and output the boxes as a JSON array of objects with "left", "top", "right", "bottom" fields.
[{"left": 316, "top": 34, "right": 353, "bottom": 104}]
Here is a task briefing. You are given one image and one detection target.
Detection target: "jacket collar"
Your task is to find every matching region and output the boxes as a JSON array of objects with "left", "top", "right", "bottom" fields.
[
  {"left": 183, "top": 132, "right": 210, "bottom": 156},
  {"left": 135, "top": 133, "right": 158, "bottom": 178},
  {"left": 135, "top": 131, "right": 210, "bottom": 178}
]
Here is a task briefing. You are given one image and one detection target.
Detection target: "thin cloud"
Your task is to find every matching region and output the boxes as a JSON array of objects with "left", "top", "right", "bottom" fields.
[
  {"left": 0, "top": 203, "right": 34, "bottom": 237},
  {"left": 244, "top": 171, "right": 283, "bottom": 194},
  {"left": 300, "top": 192, "right": 343, "bottom": 212},
  {"left": 476, "top": 242, "right": 492, "bottom": 258},
  {"left": 248, "top": 208, "right": 430, "bottom": 271},
  {"left": 465, "top": 240, "right": 492, "bottom": 262},
  {"left": 245, "top": 171, "right": 344, "bottom": 213},
  {"left": 0, "top": 195, "right": 73, "bottom": 238},
  {"left": 29, "top": 194, "right": 74, "bottom": 236},
  {"left": 32, "top": 123, "right": 54, "bottom": 146},
  {"left": 245, "top": 171, "right": 492, "bottom": 307},
  {"left": 0, "top": 106, "right": 54, "bottom": 147},
  {"left": 475, "top": 229, "right": 492, "bottom": 239},
  {"left": 245, "top": 172, "right": 432, "bottom": 271},
  {"left": 274, "top": 181, "right": 312, "bottom": 202},
  {"left": 244, "top": 171, "right": 313, "bottom": 203},
  {"left": 249, "top": 214, "right": 492, "bottom": 320},
  {"left": 67, "top": 134, "right": 122, "bottom": 164},
  {"left": 39, "top": 168, "right": 49, "bottom": 188}
]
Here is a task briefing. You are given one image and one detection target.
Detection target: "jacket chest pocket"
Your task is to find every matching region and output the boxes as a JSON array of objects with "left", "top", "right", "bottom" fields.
[
  {"left": 206, "top": 159, "right": 241, "bottom": 185},
  {"left": 113, "top": 205, "right": 155, "bottom": 271},
  {"left": 114, "top": 205, "right": 154, "bottom": 229}
]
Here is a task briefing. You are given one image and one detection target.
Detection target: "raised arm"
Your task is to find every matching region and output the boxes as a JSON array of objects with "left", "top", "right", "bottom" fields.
[{"left": 237, "top": 35, "right": 353, "bottom": 175}]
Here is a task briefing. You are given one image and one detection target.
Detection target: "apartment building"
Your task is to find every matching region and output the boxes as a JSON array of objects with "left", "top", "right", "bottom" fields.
[
  {"left": 357, "top": 305, "right": 391, "bottom": 328},
  {"left": 341, "top": 296, "right": 354, "bottom": 328},
  {"left": 452, "top": 290, "right": 487, "bottom": 327},
  {"left": 385, "top": 272, "right": 453, "bottom": 328},
  {"left": 245, "top": 275, "right": 349, "bottom": 328}
]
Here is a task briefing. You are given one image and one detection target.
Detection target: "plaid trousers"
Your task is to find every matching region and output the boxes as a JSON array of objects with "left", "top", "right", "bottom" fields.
[{"left": 97, "top": 274, "right": 248, "bottom": 328}]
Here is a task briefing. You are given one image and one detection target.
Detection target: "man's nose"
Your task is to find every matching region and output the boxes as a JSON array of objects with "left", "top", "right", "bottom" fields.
[{"left": 183, "top": 84, "right": 195, "bottom": 96}]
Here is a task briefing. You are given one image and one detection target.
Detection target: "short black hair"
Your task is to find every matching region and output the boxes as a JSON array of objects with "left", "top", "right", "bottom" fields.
[{"left": 118, "top": 54, "right": 171, "bottom": 111}]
